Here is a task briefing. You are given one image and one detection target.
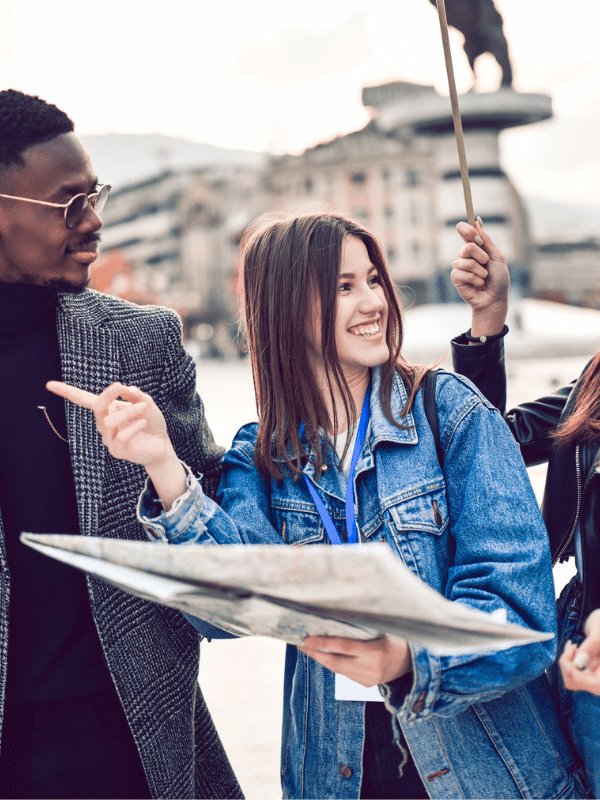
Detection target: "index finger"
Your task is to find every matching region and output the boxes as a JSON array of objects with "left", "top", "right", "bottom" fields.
[{"left": 46, "top": 380, "right": 98, "bottom": 410}]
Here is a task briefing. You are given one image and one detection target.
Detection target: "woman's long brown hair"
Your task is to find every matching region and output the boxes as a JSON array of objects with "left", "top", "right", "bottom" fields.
[
  {"left": 553, "top": 349, "right": 600, "bottom": 446},
  {"left": 240, "top": 212, "right": 427, "bottom": 481}
]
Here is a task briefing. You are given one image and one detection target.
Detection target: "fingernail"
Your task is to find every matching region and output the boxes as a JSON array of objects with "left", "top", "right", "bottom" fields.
[
  {"left": 574, "top": 650, "right": 590, "bottom": 670},
  {"left": 477, "top": 216, "right": 483, "bottom": 225},
  {"left": 474, "top": 235, "right": 483, "bottom": 245}
]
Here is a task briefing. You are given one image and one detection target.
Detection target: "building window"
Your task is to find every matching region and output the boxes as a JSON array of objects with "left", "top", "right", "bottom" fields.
[
  {"left": 442, "top": 167, "right": 505, "bottom": 180},
  {"left": 384, "top": 205, "right": 394, "bottom": 219},
  {"left": 386, "top": 246, "right": 396, "bottom": 261},
  {"left": 406, "top": 169, "right": 421, "bottom": 187},
  {"left": 352, "top": 208, "right": 368, "bottom": 223},
  {"left": 114, "top": 238, "right": 142, "bottom": 249},
  {"left": 444, "top": 215, "right": 508, "bottom": 227},
  {"left": 304, "top": 177, "right": 314, "bottom": 193},
  {"left": 350, "top": 171, "right": 366, "bottom": 186},
  {"left": 147, "top": 251, "right": 178, "bottom": 266}
]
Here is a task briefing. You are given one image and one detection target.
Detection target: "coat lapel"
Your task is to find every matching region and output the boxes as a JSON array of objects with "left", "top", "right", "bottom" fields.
[{"left": 56, "top": 292, "right": 120, "bottom": 537}]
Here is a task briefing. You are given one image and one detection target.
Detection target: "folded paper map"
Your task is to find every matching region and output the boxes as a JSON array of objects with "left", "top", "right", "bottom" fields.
[{"left": 21, "top": 533, "right": 552, "bottom": 652}]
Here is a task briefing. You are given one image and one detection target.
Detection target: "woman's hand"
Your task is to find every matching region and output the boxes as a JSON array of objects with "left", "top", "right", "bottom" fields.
[
  {"left": 298, "top": 634, "right": 412, "bottom": 686},
  {"left": 452, "top": 218, "right": 510, "bottom": 338},
  {"left": 559, "top": 609, "right": 600, "bottom": 695},
  {"left": 46, "top": 381, "right": 186, "bottom": 509}
]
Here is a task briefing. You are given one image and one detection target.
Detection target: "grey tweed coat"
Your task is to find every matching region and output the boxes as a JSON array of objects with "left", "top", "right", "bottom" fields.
[{"left": 0, "top": 289, "right": 243, "bottom": 799}]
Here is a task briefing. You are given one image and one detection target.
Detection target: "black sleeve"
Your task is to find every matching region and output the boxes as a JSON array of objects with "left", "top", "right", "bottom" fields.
[{"left": 451, "top": 335, "right": 574, "bottom": 467}]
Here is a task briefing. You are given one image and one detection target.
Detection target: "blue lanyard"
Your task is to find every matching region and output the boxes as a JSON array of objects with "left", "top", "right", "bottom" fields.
[{"left": 299, "top": 388, "right": 370, "bottom": 545}]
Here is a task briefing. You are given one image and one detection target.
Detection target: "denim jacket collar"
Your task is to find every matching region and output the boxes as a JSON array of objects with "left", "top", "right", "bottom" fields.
[
  {"left": 297, "top": 367, "right": 418, "bottom": 502},
  {"left": 366, "top": 366, "right": 418, "bottom": 450},
  {"left": 299, "top": 367, "right": 417, "bottom": 458}
]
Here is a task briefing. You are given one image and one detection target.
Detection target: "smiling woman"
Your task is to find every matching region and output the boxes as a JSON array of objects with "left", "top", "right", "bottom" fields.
[{"left": 50, "top": 211, "right": 589, "bottom": 799}]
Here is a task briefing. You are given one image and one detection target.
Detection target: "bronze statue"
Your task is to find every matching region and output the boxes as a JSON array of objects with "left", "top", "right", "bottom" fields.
[{"left": 429, "top": 0, "right": 513, "bottom": 87}]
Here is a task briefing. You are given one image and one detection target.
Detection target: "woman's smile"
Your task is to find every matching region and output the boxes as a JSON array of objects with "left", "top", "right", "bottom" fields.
[{"left": 348, "top": 321, "right": 382, "bottom": 337}]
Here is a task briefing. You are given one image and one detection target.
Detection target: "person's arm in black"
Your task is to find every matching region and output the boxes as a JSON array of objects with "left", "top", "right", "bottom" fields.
[{"left": 450, "top": 219, "right": 572, "bottom": 467}]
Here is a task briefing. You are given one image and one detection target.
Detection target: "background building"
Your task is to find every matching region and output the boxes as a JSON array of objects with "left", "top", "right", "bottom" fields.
[
  {"left": 534, "top": 238, "right": 600, "bottom": 307},
  {"left": 267, "top": 110, "right": 436, "bottom": 305},
  {"left": 91, "top": 82, "right": 600, "bottom": 357},
  {"left": 93, "top": 164, "right": 267, "bottom": 355},
  {"left": 268, "top": 80, "right": 551, "bottom": 304}
]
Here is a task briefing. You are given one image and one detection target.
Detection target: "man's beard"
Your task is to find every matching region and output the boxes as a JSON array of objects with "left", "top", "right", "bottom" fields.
[
  {"left": 13, "top": 272, "right": 89, "bottom": 294},
  {"left": 44, "top": 276, "right": 89, "bottom": 294}
]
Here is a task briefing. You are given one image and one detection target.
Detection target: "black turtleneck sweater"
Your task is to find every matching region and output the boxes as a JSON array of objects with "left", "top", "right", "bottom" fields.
[{"left": 0, "top": 282, "right": 113, "bottom": 705}]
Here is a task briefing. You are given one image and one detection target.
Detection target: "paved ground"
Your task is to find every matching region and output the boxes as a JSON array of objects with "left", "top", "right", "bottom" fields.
[{"left": 200, "top": 637, "right": 285, "bottom": 798}]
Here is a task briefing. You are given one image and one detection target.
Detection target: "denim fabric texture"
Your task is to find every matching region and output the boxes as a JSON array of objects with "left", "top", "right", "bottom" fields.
[{"left": 139, "top": 368, "right": 588, "bottom": 799}]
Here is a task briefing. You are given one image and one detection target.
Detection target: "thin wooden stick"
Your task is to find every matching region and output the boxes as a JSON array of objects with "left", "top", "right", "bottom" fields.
[{"left": 435, "top": 0, "right": 475, "bottom": 225}]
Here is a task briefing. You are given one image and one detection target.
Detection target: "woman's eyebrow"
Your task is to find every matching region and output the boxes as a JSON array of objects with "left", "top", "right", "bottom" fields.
[{"left": 338, "top": 264, "right": 377, "bottom": 279}]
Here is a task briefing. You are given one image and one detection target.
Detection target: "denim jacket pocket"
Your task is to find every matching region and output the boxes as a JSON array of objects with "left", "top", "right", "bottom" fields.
[
  {"left": 387, "top": 482, "right": 449, "bottom": 537},
  {"left": 270, "top": 504, "right": 327, "bottom": 545},
  {"left": 385, "top": 484, "right": 450, "bottom": 585}
]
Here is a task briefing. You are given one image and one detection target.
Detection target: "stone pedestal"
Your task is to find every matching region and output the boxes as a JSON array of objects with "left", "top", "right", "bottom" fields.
[{"left": 375, "top": 87, "right": 552, "bottom": 300}]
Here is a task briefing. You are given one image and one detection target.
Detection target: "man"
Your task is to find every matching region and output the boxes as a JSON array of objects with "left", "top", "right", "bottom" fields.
[{"left": 0, "top": 89, "right": 242, "bottom": 800}]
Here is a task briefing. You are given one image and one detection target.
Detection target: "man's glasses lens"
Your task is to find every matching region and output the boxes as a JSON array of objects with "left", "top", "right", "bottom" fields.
[
  {"left": 93, "top": 184, "right": 110, "bottom": 215},
  {"left": 65, "top": 185, "right": 111, "bottom": 229},
  {"left": 65, "top": 195, "right": 88, "bottom": 228}
]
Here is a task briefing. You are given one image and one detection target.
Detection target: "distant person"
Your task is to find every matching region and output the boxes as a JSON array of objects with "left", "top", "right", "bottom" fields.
[
  {"left": 0, "top": 89, "right": 241, "bottom": 800},
  {"left": 450, "top": 217, "right": 600, "bottom": 796},
  {"left": 53, "top": 212, "right": 587, "bottom": 799}
]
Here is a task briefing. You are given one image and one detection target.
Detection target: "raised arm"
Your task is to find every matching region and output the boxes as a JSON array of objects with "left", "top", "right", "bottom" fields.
[
  {"left": 450, "top": 222, "right": 574, "bottom": 464},
  {"left": 451, "top": 217, "right": 510, "bottom": 338}
]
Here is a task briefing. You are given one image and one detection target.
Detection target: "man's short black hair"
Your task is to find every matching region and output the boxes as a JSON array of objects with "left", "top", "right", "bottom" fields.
[{"left": 0, "top": 89, "right": 74, "bottom": 170}]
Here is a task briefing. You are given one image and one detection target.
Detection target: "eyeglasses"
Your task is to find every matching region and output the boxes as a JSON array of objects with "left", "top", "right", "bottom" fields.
[{"left": 0, "top": 183, "right": 111, "bottom": 229}]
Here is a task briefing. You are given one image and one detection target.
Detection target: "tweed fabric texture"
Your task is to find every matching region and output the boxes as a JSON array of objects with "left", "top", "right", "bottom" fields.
[{"left": 0, "top": 290, "right": 242, "bottom": 799}]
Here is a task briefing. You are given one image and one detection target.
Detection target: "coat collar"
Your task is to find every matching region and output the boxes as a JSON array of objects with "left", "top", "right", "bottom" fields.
[{"left": 299, "top": 366, "right": 419, "bottom": 493}]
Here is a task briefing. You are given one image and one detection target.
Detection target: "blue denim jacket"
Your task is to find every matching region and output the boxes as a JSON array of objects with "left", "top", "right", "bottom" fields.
[{"left": 139, "top": 369, "right": 587, "bottom": 799}]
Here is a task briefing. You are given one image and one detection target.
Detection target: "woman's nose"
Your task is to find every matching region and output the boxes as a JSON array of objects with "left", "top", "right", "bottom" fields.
[{"left": 359, "top": 285, "right": 384, "bottom": 312}]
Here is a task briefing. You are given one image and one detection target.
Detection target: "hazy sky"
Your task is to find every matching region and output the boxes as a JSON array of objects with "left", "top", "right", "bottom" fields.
[{"left": 2, "top": 0, "right": 600, "bottom": 207}]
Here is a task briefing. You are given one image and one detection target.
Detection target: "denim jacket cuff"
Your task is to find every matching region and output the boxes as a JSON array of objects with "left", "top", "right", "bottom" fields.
[
  {"left": 381, "top": 643, "right": 442, "bottom": 722},
  {"left": 137, "top": 462, "right": 207, "bottom": 542}
]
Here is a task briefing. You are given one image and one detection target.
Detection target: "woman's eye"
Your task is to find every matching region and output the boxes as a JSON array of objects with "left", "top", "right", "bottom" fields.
[
  {"left": 338, "top": 282, "right": 351, "bottom": 292},
  {"left": 369, "top": 275, "right": 380, "bottom": 285}
]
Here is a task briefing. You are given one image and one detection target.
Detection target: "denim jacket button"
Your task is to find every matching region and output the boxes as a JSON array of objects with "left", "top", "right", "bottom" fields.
[
  {"left": 339, "top": 766, "right": 353, "bottom": 778},
  {"left": 427, "top": 769, "right": 450, "bottom": 781},
  {"left": 412, "top": 690, "right": 426, "bottom": 714}
]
